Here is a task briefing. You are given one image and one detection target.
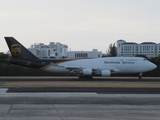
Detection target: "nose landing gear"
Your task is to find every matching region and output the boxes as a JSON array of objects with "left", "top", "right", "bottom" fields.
[{"left": 138, "top": 73, "right": 143, "bottom": 79}]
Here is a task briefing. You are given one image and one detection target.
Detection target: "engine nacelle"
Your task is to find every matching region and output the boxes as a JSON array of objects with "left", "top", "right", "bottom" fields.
[
  {"left": 101, "top": 70, "right": 111, "bottom": 76},
  {"left": 82, "top": 68, "right": 92, "bottom": 75}
]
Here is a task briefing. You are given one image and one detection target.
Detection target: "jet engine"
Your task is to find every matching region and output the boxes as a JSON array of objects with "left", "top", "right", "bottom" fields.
[
  {"left": 101, "top": 70, "right": 111, "bottom": 76},
  {"left": 82, "top": 68, "right": 92, "bottom": 75}
]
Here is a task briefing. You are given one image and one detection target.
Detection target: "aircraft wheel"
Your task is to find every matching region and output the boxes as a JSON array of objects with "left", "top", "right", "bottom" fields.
[{"left": 138, "top": 73, "right": 143, "bottom": 79}]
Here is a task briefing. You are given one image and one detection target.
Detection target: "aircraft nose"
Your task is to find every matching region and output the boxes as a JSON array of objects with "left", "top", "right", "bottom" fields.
[{"left": 149, "top": 62, "right": 157, "bottom": 70}]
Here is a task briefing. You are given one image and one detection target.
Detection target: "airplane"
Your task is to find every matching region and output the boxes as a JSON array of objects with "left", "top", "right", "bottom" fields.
[{"left": 4, "top": 37, "right": 157, "bottom": 79}]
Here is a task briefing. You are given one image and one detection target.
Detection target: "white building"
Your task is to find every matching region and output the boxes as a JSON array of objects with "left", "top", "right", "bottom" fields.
[
  {"left": 28, "top": 42, "right": 68, "bottom": 58},
  {"left": 117, "top": 40, "right": 160, "bottom": 58},
  {"left": 67, "top": 49, "right": 102, "bottom": 59}
]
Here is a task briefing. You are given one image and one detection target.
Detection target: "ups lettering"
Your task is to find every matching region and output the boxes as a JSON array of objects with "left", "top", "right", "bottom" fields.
[
  {"left": 12, "top": 47, "right": 20, "bottom": 53},
  {"left": 11, "top": 44, "right": 21, "bottom": 56}
]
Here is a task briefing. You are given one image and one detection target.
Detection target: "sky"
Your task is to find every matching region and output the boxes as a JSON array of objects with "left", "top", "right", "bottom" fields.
[{"left": 1, "top": 0, "right": 160, "bottom": 53}]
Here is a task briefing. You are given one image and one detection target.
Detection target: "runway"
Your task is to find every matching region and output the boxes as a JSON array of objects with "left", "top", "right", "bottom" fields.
[
  {"left": 1, "top": 76, "right": 160, "bottom": 81},
  {"left": 0, "top": 77, "right": 160, "bottom": 119}
]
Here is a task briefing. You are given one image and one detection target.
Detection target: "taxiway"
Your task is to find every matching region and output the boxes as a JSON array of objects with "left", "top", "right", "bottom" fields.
[{"left": 0, "top": 92, "right": 160, "bottom": 120}]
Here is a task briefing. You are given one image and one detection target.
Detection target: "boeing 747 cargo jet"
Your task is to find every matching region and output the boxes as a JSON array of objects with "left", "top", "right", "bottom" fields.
[{"left": 5, "top": 37, "right": 157, "bottom": 79}]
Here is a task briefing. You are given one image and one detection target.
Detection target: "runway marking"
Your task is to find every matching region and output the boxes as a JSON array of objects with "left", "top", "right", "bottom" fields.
[
  {"left": 0, "top": 88, "right": 8, "bottom": 93},
  {"left": 6, "top": 92, "right": 97, "bottom": 95},
  {"left": 45, "top": 92, "right": 97, "bottom": 95}
]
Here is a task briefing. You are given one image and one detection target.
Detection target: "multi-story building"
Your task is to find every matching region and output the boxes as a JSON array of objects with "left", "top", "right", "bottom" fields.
[
  {"left": 117, "top": 40, "right": 160, "bottom": 58},
  {"left": 28, "top": 42, "right": 68, "bottom": 58},
  {"left": 67, "top": 49, "right": 102, "bottom": 59}
]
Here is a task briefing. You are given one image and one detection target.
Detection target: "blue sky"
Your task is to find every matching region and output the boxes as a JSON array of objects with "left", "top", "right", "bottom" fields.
[{"left": 1, "top": 0, "right": 160, "bottom": 53}]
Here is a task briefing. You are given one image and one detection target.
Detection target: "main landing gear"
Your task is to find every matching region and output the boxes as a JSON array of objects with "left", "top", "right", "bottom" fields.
[{"left": 138, "top": 73, "right": 143, "bottom": 79}]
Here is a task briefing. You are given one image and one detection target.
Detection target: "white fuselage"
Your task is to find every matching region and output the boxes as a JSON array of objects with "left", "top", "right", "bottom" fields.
[{"left": 44, "top": 57, "right": 157, "bottom": 76}]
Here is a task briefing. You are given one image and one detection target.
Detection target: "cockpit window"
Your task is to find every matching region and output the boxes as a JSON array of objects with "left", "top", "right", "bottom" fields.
[{"left": 143, "top": 59, "right": 146, "bottom": 61}]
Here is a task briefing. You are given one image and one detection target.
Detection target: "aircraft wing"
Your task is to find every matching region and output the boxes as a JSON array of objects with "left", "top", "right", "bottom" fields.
[{"left": 63, "top": 65, "right": 120, "bottom": 76}]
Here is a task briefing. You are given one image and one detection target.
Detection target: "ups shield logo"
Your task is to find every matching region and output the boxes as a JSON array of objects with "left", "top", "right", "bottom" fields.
[{"left": 11, "top": 44, "right": 21, "bottom": 56}]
